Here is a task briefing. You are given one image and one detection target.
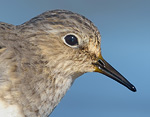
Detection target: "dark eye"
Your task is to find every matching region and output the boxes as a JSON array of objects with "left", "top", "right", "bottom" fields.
[{"left": 64, "top": 35, "right": 78, "bottom": 46}]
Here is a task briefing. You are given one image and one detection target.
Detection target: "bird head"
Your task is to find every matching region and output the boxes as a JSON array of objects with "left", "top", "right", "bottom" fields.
[{"left": 23, "top": 10, "right": 136, "bottom": 92}]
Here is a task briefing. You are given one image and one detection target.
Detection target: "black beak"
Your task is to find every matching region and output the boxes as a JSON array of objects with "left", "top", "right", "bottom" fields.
[{"left": 93, "top": 56, "right": 136, "bottom": 92}]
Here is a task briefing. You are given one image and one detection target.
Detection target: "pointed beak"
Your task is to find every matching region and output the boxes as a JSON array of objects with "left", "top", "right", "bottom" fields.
[{"left": 92, "top": 55, "right": 136, "bottom": 92}]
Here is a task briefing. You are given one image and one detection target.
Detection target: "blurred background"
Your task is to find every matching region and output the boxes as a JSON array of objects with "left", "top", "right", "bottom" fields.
[{"left": 0, "top": 0, "right": 149, "bottom": 117}]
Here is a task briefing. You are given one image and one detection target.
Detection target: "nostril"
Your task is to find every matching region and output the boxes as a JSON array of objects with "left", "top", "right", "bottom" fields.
[{"left": 98, "top": 59, "right": 105, "bottom": 67}]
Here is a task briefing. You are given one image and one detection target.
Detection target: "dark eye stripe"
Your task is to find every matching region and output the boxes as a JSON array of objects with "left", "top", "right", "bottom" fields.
[{"left": 64, "top": 35, "right": 78, "bottom": 46}]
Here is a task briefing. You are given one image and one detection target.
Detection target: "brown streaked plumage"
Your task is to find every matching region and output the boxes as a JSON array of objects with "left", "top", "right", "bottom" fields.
[{"left": 0, "top": 10, "right": 136, "bottom": 117}]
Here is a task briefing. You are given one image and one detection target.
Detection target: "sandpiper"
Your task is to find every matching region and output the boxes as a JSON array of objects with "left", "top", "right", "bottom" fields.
[{"left": 0, "top": 10, "right": 136, "bottom": 117}]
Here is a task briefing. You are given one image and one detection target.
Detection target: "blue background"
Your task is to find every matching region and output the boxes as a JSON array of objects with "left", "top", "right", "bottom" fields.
[{"left": 0, "top": 0, "right": 149, "bottom": 117}]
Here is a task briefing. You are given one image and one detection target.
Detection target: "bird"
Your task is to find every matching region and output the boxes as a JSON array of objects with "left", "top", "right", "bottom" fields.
[{"left": 0, "top": 9, "right": 136, "bottom": 117}]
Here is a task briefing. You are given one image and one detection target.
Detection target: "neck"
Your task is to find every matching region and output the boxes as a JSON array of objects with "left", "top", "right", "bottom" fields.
[
  {"left": 18, "top": 66, "right": 74, "bottom": 116},
  {"left": 1, "top": 44, "right": 75, "bottom": 116}
]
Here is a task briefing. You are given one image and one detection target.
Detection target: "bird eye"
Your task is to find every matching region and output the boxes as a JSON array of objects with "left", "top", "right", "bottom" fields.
[{"left": 64, "top": 34, "right": 79, "bottom": 47}]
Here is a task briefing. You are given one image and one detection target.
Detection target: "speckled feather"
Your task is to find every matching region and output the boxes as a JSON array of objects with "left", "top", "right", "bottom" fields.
[{"left": 0, "top": 10, "right": 101, "bottom": 117}]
